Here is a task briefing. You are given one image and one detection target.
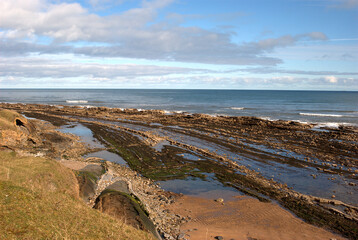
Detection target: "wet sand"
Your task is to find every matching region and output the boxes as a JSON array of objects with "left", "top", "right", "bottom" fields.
[{"left": 170, "top": 195, "right": 345, "bottom": 240}]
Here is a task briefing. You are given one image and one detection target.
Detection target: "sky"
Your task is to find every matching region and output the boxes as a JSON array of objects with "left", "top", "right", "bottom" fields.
[{"left": 0, "top": 0, "right": 357, "bottom": 90}]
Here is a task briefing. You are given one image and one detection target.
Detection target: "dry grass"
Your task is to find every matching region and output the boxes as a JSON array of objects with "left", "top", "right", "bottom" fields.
[
  {"left": 0, "top": 109, "right": 22, "bottom": 130},
  {"left": 0, "top": 109, "right": 22, "bottom": 122},
  {"left": 0, "top": 151, "right": 155, "bottom": 240}
]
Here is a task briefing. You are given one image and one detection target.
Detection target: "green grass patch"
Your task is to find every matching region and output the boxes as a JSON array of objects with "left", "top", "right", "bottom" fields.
[{"left": 0, "top": 151, "right": 155, "bottom": 240}]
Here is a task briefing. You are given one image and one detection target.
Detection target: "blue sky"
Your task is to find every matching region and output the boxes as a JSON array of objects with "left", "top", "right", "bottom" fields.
[{"left": 0, "top": 0, "right": 357, "bottom": 90}]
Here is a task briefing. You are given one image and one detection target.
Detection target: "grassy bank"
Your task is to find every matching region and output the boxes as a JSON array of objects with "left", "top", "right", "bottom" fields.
[{"left": 0, "top": 151, "right": 154, "bottom": 239}]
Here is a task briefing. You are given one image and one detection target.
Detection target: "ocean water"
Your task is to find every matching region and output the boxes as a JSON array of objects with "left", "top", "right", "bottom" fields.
[{"left": 1, "top": 89, "right": 357, "bottom": 127}]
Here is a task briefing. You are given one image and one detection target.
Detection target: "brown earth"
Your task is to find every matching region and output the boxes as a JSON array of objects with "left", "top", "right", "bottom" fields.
[{"left": 170, "top": 195, "right": 345, "bottom": 240}]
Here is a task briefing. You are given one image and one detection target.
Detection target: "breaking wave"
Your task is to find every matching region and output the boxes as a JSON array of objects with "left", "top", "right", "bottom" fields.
[
  {"left": 299, "top": 113, "right": 344, "bottom": 117},
  {"left": 66, "top": 100, "right": 88, "bottom": 104}
]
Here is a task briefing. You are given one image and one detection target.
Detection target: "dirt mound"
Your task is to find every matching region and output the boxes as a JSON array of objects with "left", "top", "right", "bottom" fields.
[{"left": 0, "top": 109, "right": 38, "bottom": 148}]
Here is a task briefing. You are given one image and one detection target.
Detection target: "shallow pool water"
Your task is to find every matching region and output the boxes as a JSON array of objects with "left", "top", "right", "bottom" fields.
[
  {"left": 158, "top": 174, "right": 243, "bottom": 201},
  {"left": 58, "top": 123, "right": 104, "bottom": 148},
  {"left": 83, "top": 150, "right": 128, "bottom": 166}
]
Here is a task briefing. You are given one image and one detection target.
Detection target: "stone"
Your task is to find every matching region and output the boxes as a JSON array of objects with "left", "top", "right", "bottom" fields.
[
  {"left": 215, "top": 236, "right": 224, "bottom": 240},
  {"left": 105, "top": 180, "right": 130, "bottom": 194},
  {"left": 215, "top": 198, "right": 224, "bottom": 203},
  {"left": 177, "top": 233, "right": 186, "bottom": 239}
]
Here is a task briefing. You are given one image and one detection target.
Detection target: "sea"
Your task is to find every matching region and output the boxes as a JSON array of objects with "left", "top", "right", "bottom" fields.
[{"left": 1, "top": 89, "right": 357, "bottom": 127}]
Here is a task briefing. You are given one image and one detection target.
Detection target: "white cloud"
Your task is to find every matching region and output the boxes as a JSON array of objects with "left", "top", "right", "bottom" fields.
[
  {"left": 0, "top": 0, "right": 172, "bottom": 43},
  {"left": 256, "top": 32, "right": 327, "bottom": 51},
  {"left": 0, "top": 0, "right": 327, "bottom": 65},
  {"left": 324, "top": 75, "right": 338, "bottom": 83},
  {"left": 0, "top": 0, "right": 354, "bottom": 90},
  {"left": 1, "top": 56, "right": 356, "bottom": 89},
  {"left": 228, "top": 67, "right": 358, "bottom": 76},
  {"left": 0, "top": 56, "right": 208, "bottom": 79}
]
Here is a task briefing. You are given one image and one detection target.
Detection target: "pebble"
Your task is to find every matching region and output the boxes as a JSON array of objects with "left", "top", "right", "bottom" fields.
[
  {"left": 215, "top": 198, "right": 224, "bottom": 203},
  {"left": 177, "top": 233, "right": 186, "bottom": 239}
]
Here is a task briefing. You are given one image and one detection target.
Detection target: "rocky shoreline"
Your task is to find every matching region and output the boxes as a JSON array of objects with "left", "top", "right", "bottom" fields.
[
  {"left": 72, "top": 158, "right": 185, "bottom": 239},
  {"left": 1, "top": 103, "right": 357, "bottom": 239},
  {"left": 0, "top": 108, "right": 184, "bottom": 239}
]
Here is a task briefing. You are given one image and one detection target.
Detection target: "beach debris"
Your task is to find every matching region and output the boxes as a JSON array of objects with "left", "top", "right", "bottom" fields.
[{"left": 177, "top": 233, "right": 186, "bottom": 239}]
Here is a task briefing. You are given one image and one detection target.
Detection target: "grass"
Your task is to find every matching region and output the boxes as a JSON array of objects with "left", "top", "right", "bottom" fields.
[
  {"left": 0, "top": 109, "right": 22, "bottom": 131},
  {"left": 0, "top": 151, "right": 155, "bottom": 240},
  {"left": 0, "top": 109, "right": 22, "bottom": 123}
]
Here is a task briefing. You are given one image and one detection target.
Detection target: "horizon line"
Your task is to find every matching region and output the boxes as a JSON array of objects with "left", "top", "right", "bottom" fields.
[{"left": 0, "top": 88, "right": 357, "bottom": 92}]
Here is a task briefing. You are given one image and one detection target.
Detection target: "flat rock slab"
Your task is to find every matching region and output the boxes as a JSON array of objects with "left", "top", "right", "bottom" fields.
[
  {"left": 105, "top": 180, "right": 130, "bottom": 194},
  {"left": 79, "top": 164, "right": 105, "bottom": 176},
  {"left": 75, "top": 165, "right": 105, "bottom": 203},
  {"left": 58, "top": 159, "right": 90, "bottom": 170},
  {"left": 76, "top": 172, "right": 97, "bottom": 203}
]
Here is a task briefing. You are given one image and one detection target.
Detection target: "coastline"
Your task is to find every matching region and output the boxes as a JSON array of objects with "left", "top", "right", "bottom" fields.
[
  {"left": 1, "top": 89, "right": 357, "bottom": 127},
  {"left": 1, "top": 103, "right": 357, "bottom": 239}
]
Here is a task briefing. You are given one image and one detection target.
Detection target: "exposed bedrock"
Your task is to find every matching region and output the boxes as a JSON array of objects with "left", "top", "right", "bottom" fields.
[{"left": 1, "top": 104, "right": 357, "bottom": 239}]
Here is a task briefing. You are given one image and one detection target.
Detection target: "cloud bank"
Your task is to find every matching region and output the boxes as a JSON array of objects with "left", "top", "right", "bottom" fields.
[
  {"left": 0, "top": 0, "right": 327, "bottom": 65},
  {"left": 0, "top": 0, "right": 356, "bottom": 90}
]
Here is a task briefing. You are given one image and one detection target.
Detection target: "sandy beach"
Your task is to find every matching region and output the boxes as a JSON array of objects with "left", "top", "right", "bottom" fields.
[{"left": 170, "top": 195, "right": 345, "bottom": 240}]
